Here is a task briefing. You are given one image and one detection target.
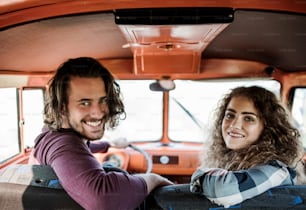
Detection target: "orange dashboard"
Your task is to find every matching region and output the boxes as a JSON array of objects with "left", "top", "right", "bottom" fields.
[{"left": 94, "top": 142, "right": 201, "bottom": 176}]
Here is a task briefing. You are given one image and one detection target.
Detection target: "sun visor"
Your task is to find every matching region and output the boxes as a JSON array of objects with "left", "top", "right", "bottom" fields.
[
  {"left": 114, "top": 8, "right": 233, "bottom": 74},
  {"left": 114, "top": 8, "right": 234, "bottom": 25}
]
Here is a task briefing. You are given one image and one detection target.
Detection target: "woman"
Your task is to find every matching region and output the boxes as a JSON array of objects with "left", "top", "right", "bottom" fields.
[{"left": 190, "top": 86, "right": 306, "bottom": 208}]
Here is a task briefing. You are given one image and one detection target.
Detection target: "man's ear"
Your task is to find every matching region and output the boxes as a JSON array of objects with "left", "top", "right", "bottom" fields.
[
  {"left": 61, "top": 105, "right": 67, "bottom": 116},
  {"left": 61, "top": 105, "right": 68, "bottom": 127}
]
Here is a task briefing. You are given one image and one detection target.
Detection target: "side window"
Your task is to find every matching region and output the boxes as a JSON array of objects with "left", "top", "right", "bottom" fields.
[
  {"left": 22, "top": 88, "right": 44, "bottom": 148},
  {"left": 0, "top": 88, "right": 20, "bottom": 163},
  {"left": 291, "top": 87, "right": 306, "bottom": 147}
]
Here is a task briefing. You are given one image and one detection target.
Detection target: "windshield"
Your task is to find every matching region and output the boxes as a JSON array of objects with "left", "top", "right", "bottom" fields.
[
  {"left": 168, "top": 79, "right": 281, "bottom": 142},
  {"left": 102, "top": 80, "right": 163, "bottom": 142},
  {"left": 102, "top": 79, "right": 280, "bottom": 143}
]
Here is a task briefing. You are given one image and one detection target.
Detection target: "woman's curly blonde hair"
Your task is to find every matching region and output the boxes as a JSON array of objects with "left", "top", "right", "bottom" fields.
[
  {"left": 43, "top": 57, "right": 125, "bottom": 130},
  {"left": 200, "top": 86, "right": 304, "bottom": 172}
]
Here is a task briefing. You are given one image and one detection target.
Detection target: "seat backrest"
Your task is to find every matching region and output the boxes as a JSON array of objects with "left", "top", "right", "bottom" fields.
[
  {"left": 145, "top": 184, "right": 306, "bottom": 210},
  {"left": 0, "top": 164, "right": 83, "bottom": 210}
]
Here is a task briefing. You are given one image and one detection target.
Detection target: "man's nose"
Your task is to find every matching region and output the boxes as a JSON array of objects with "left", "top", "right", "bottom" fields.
[{"left": 90, "top": 103, "right": 107, "bottom": 117}]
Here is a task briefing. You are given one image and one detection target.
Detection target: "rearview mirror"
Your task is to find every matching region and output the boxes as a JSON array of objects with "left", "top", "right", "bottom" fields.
[{"left": 150, "top": 80, "right": 176, "bottom": 91}]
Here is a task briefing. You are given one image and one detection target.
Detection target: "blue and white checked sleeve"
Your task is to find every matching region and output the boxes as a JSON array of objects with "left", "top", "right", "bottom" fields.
[{"left": 190, "top": 160, "right": 296, "bottom": 208}]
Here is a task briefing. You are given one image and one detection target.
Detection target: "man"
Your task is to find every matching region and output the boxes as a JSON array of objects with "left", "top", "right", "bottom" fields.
[{"left": 29, "top": 57, "right": 172, "bottom": 210}]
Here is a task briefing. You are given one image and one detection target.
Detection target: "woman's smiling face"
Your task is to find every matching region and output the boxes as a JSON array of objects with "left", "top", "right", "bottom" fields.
[{"left": 221, "top": 96, "right": 264, "bottom": 150}]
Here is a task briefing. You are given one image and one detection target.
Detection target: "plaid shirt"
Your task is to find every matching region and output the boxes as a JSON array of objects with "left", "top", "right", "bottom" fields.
[{"left": 190, "top": 160, "right": 296, "bottom": 208}]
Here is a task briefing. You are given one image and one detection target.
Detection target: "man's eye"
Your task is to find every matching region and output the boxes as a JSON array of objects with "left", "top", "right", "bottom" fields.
[
  {"left": 80, "top": 101, "right": 90, "bottom": 106},
  {"left": 100, "top": 97, "right": 108, "bottom": 104}
]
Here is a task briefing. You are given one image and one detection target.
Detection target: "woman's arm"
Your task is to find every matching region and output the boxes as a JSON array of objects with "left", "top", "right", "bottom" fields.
[{"left": 190, "top": 161, "right": 296, "bottom": 208}]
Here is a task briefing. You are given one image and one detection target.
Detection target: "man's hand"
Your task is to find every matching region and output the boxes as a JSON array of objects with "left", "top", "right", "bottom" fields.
[
  {"left": 135, "top": 173, "right": 174, "bottom": 194},
  {"left": 109, "top": 137, "right": 130, "bottom": 148}
]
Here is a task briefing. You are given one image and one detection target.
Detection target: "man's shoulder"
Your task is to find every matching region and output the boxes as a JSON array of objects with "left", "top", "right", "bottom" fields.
[{"left": 35, "top": 128, "right": 82, "bottom": 147}]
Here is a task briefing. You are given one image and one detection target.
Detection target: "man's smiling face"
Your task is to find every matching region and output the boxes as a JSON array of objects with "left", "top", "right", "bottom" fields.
[{"left": 62, "top": 76, "right": 109, "bottom": 140}]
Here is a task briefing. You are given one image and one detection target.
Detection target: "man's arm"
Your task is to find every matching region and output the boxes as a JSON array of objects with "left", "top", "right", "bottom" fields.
[
  {"left": 88, "top": 137, "right": 129, "bottom": 153},
  {"left": 88, "top": 140, "right": 110, "bottom": 153},
  {"left": 35, "top": 132, "right": 148, "bottom": 210}
]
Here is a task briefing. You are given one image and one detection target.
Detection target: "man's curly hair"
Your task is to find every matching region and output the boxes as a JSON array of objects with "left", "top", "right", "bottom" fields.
[
  {"left": 43, "top": 57, "right": 125, "bottom": 130},
  {"left": 200, "top": 86, "right": 304, "bottom": 170}
]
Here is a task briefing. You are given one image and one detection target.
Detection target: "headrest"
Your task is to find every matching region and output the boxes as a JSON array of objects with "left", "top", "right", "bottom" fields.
[{"left": 0, "top": 164, "right": 62, "bottom": 188}]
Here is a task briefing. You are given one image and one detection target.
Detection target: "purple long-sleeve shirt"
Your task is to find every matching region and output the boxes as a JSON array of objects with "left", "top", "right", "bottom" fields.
[{"left": 32, "top": 128, "right": 147, "bottom": 210}]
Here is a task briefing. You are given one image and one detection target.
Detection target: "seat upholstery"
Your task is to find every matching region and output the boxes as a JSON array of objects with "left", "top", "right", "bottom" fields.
[
  {"left": 3, "top": 164, "right": 306, "bottom": 210},
  {"left": 0, "top": 164, "right": 83, "bottom": 210},
  {"left": 0, "top": 182, "right": 83, "bottom": 210},
  {"left": 144, "top": 184, "right": 306, "bottom": 210}
]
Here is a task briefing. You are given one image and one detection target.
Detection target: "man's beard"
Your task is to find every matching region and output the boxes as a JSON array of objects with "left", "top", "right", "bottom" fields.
[{"left": 66, "top": 113, "right": 105, "bottom": 141}]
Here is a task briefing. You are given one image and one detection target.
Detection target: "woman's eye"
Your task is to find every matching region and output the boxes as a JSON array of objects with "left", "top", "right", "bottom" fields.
[
  {"left": 224, "top": 112, "right": 235, "bottom": 119},
  {"left": 244, "top": 116, "right": 255, "bottom": 122}
]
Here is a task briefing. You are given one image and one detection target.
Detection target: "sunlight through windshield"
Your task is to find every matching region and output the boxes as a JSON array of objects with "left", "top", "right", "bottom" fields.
[
  {"left": 169, "top": 79, "right": 280, "bottom": 142},
  {"left": 102, "top": 79, "right": 280, "bottom": 143}
]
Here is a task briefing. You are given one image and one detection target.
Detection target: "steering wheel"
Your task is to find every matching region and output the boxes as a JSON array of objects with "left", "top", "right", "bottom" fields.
[
  {"left": 128, "top": 144, "right": 153, "bottom": 174},
  {"left": 102, "top": 144, "right": 152, "bottom": 174}
]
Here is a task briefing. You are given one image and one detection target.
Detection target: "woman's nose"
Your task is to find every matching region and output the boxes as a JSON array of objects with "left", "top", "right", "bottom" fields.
[{"left": 230, "top": 117, "right": 242, "bottom": 129}]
